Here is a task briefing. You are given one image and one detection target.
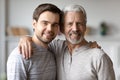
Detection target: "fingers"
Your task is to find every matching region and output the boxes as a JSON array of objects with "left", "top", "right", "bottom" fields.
[
  {"left": 18, "top": 41, "right": 26, "bottom": 58},
  {"left": 18, "top": 40, "right": 30, "bottom": 59},
  {"left": 97, "top": 45, "right": 101, "bottom": 49},
  {"left": 89, "top": 41, "right": 101, "bottom": 49},
  {"left": 18, "top": 44, "right": 22, "bottom": 54},
  {"left": 28, "top": 42, "right": 32, "bottom": 58},
  {"left": 93, "top": 41, "right": 101, "bottom": 49},
  {"left": 21, "top": 44, "right": 26, "bottom": 59},
  {"left": 18, "top": 36, "right": 33, "bottom": 59},
  {"left": 24, "top": 41, "right": 31, "bottom": 59}
]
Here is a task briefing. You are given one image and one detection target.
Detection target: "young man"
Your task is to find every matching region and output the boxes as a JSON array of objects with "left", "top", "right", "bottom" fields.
[
  {"left": 7, "top": 3, "right": 62, "bottom": 80},
  {"left": 18, "top": 4, "right": 115, "bottom": 80}
]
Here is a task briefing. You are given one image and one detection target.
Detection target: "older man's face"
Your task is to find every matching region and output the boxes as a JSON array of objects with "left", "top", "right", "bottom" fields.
[{"left": 64, "top": 11, "right": 86, "bottom": 44}]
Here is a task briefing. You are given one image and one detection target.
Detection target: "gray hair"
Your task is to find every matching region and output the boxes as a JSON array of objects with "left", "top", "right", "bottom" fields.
[
  {"left": 60, "top": 4, "right": 87, "bottom": 33},
  {"left": 62, "top": 4, "right": 87, "bottom": 22}
]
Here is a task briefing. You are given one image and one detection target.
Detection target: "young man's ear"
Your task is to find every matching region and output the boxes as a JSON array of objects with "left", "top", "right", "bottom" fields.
[
  {"left": 32, "top": 19, "right": 37, "bottom": 28},
  {"left": 59, "top": 23, "right": 65, "bottom": 34}
]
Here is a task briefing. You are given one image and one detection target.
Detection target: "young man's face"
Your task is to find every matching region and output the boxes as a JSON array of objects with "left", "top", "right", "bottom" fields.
[
  {"left": 33, "top": 11, "right": 60, "bottom": 44},
  {"left": 64, "top": 11, "right": 86, "bottom": 44}
]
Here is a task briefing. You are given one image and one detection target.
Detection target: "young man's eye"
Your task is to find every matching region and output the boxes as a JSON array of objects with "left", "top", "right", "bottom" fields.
[
  {"left": 54, "top": 23, "right": 59, "bottom": 27},
  {"left": 43, "top": 22, "right": 48, "bottom": 25}
]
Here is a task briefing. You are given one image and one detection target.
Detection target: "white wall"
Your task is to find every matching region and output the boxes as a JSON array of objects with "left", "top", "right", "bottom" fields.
[
  {"left": 1, "top": 0, "right": 120, "bottom": 79},
  {"left": 7, "top": 0, "right": 120, "bottom": 38},
  {"left": 0, "top": 0, "right": 6, "bottom": 78}
]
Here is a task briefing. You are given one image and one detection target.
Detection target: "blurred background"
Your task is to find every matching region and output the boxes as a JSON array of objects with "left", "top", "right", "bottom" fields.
[{"left": 0, "top": 0, "right": 120, "bottom": 80}]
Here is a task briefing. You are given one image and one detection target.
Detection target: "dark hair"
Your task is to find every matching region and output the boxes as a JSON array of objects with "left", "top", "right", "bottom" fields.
[{"left": 33, "top": 3, "right": 62, "bottom": 25}]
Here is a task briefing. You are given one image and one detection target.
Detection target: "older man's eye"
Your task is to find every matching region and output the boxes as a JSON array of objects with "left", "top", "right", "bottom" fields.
[
  {"left": 69, "top": 23, "right": 73, "bottom": 25},
  {"left": 43, "top": 22, "right": 48, "bottom": 25},
  {"left": 66, "top": 23, "right": 72, "bottom": 27},
  {"left": 77, "top": 23, "right": 85, "bottom": 26},
  {"left": 77, "top": 23, "right": 81, "bottom": 26}
]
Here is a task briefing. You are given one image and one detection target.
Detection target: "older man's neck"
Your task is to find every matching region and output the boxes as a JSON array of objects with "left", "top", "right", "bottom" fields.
[{"left": 67, "top": 39, "right": 88, "bottom": 55}]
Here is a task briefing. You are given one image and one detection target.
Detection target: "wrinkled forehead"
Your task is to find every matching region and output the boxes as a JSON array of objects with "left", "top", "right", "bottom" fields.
[{"left": 64, "top": 11, "right": 86, "bottom": 22}]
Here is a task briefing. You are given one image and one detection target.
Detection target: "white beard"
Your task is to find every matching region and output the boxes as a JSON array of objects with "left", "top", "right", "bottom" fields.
[
  {"left": 67, "top": 35, "right": 84, "bottom": 44},
  {"left": 66, "top": 31, "right": 84, "bottom": 44}
]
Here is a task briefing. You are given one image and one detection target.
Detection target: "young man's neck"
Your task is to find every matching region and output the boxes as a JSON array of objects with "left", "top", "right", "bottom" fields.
[{"left": 32, "top": 35, "right": 49, "bottom": 48}]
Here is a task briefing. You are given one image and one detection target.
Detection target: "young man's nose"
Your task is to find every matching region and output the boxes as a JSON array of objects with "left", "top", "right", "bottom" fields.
[{"left": 47, "top": 25, "right": 52, "bottom": 31}]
